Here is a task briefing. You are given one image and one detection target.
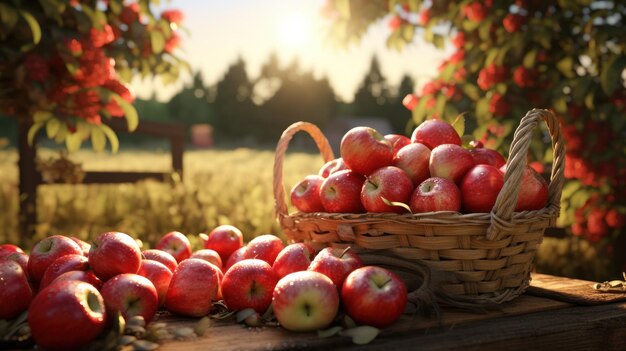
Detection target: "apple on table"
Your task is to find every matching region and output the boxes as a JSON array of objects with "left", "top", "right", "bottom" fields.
[
  {"left": 221, "top": 258, "right": 279, "bottom": 313},
  {"left": 89, "top": 231, "right": 142, "bottom": 281},
  {"left": 0, "top": 260, "right": 33, "bottom": 320},
  {"left": 308, "top": 247, "right": 363, "bottom": 288},
  {"left": 272, "top": 242, "right": 316, "bottom": 279},
  {"left": 165, "top": 258, "right": 221, "bottom": 317},
  {"left": 28, "top": 235, "right": 83, "bottom": 287},
  {"left": 155, "top": 231, "right": 192, "bottom": 263},
  {"left": 201, "top": 224, "right": 244, "bottom": 264},
  {"left": 100, "top": 273, "right": 159, "bottom": 323}
]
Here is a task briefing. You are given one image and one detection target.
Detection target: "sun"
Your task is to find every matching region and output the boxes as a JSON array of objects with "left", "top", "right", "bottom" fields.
[{"left": 278, "top": 13, "right": 313, "bottom": 50}]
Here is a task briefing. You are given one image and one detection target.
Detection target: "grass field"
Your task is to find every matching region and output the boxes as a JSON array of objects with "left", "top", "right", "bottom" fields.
[
  {"left": 0, "top": 147, "right": 323, "bottom": 248},
  {"left": 0, "top": 147, "right": 614, "bottom": 280}
]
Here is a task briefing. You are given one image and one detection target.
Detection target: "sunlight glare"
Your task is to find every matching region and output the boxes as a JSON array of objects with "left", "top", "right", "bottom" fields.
[{"left": 278, "top": 13, "right": 312, "bottom": 50}]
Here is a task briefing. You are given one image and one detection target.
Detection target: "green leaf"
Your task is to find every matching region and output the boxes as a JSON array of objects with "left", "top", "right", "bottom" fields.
[
  {"left": 600, "top": 54, "right": 626, "bottom": 96},
  {"left": 434, "top": 94, "right": 446, "bottom": 116},
  {"left": 485, "top": 48, "right": 499, "bottom": 66},
  {"left": 476, "top": 97, "right": 489, "bottom": 118},
  {"left": 46, "top": 118, "right": 60, "bottom": 138},
  {"left": 381, "top": 196, "right": 412, "bottom": 213},
  {"left": 433, "top": 34, "right": 445, "bottom": 49},
  {"left": 411, "top": 96, "right": 429, "bottom": 125},
  {"left": 523, "top": 50, "right": 537, "bottom": 69},
  {"left": 451, "top": 113, "right": 466, "bottom": 137},
  {"left": 553, "top": 97, "right": 567, "bottom": 114},
  {"left": 401, "top": 23, "right": 414, "bottom": 42},
  {"left": 27, "top": 122, "right": 44, "bottom": 145},
  {"left": 112, "top": 95, "right": 139, "bottom": 131},
  {"left": 99, "top": 123, "right": 119, "bottom": 153},
  {"left": 584, "top": 92, "right": 594, "bottom": 110},
  {"left": 318, "top": 326, "right": 343, "bottom": 338},
  {"left": 462, "top": 83, "right": 480, "bottom": 101},
  {"left": 0, "top": 4, "right": 19, "bottom": 37},
  {"left": 150, "top": 31, "right": 165, "bottom": 54},
  {"left": 556, "top": 57, "right": 575, "bottom": 78},
  {"left": 19, "top": 10, "right": 41, "bottom": 44},
  {"left": 33, "top": 111, "right": 54, "bottom": 123},
  {"left": 91, "top": 126, "right": 106, "bottom": 152},
  {"left": 339, "top": 326, "right": 380, "bottom": 345},
  {"left": 65, "top": 132, "right": 82, "bottom": 152},
  {"left": 336, "top": 0, "right": 350, "bottom": 18}
]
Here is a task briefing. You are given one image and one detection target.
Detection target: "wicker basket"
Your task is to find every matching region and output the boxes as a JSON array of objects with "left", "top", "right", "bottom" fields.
[{"left": 273, "top": 109, "right": 565, "bottom": 305}]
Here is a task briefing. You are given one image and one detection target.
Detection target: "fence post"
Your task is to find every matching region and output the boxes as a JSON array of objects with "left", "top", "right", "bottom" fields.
[{"left": 17, "top": 119, "right": 37, "bottom": 244}]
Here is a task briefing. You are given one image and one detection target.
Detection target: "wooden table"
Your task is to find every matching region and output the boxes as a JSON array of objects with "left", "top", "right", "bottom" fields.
[{"left": 157, "top": 273, "right": 626, "bottom": 351}]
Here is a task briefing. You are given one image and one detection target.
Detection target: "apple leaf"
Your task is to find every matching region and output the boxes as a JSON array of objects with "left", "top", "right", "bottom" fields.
[
  {"left": 27, "top": 122, "right": 44, "bottom": 145},
  {"left": 91, "top": 126, "right": 106, "bottom": 152},
  {"left": 343, "top": 315, "right": 357, "bottom": 329},
  {"left": 381, "top": 197, "right": 412, "bottom": 213},
  {"left": 451, "top": 113, "right": 466, "bottom": 137},
  {"left": 318, "top": 326, "right": 343, "bottom": 338},
  {"left": 19, "top": 10, "right": 41, "bottom": 44},
  {"left": 33, "top": 111, "right": 54, "bottom": 123},
  {"left": 339, "top": 326, "right": 380, "bottom": 345},
  {"left": 111, "top": 94, "right": 139, "bottom": 132},
  {"left": 65, "top": 131, "right": 82, "bottom": 152},
  {"left": 600, "top": 54, "right": 626, "bottom": 96},
  {"left": 235, "top": 308, "right": 258, "bottom": 323},
  {"left": 45, "top": 118, "right": 60, "bottom": 139},
  {"left": 99, "top": 123, "right": 119, "bottom": 153}
]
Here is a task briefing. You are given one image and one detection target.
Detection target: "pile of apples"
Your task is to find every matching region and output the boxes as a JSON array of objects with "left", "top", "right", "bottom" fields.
[
  {"left": 0, "top": 227, "right": 406, "bottom": 349},
  {"left": 291, "top": 119, "right": 548, "bottom": 215}
]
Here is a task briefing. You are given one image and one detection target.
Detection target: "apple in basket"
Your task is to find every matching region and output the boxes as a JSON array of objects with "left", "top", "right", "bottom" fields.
[
  {"left": 384, "top": 134, "right": 411, "bottom": 154},
  {"left": 393, "top": 142, "right": 432, "bottom": 186},
  {"left": 318, "top": 158, "right": 347, "bottom": 178},
  {"left": 202, "top": 224, "right": 244, "bottom": 264},
  {"left": 411, "top": 119, "right": 462, "bottom": 149},
  {"left": 89, "top": 231, "right": 142, "bottom": 281},
  {"left": 429, "top": 144, "right": 475, "bottom": 184},
  {"left": 308, "top": 247, "right": 364, "bottom": 288},
  {"left": 469, "top": 147, "right": 507, "bottom": 168},
  {"left": 341, "top": 266, "right": 407, "bottom": 328},
  {"left": 340, "top": 126, "right": 394, "bottom": 176},
  {"left": 100, "top": 273, "right": 159, "bottom": 323},
  {"left": 410, "top": 177, "right": 462, "bottom": 213},
  {"left": 28, "top": 280, "right": 106, "bottom": 350},
  {"left": 290, "top": 174, "right": 325, "bottom": 213},
  {"left": 155, "top": 231, "right": 192, "bottom": 263},
  {"left": 461, "top": 164, "right": 505, "bottom": 213},
  {"left": 500, "top": 164, "right": 549, "bottom": 211},
  {"left": 361, "top": 166, "right": 414, "bottom": 214},
  {"left": 272, "top": 271, "right": 339, "bottom": 332},
  {"left": 319, "top": 170, "right": 366, "bottom": 213}
]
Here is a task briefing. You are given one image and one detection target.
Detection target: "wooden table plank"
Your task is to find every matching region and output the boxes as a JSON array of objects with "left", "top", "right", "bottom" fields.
[{"left": 528, "top": 273, "right": 626, "bottom": 305}]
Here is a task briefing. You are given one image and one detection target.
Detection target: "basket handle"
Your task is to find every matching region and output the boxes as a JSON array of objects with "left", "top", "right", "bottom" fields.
[
  {"left": 487, "top": 109, "right": 566, "bottom": 241},
  {"left": 273, "top": 122, "right": 335, "bottom": 220}
]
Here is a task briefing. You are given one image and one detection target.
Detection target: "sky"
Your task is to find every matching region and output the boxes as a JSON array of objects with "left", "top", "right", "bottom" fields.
[{"left": 131, "top": 0, "right": 449, "bottom": 103}]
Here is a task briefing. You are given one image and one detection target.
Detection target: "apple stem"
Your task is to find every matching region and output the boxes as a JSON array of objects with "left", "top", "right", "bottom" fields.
[
  {"left": 377, "top": 278, "right": 392, "bottom": 289},
  {"left": 340, "top": 246, "right": 351, "bottom": 258}
]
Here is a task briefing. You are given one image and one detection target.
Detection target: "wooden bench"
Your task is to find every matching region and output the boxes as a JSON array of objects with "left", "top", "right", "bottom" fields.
[
  {"left": 17, "top": 118, "right": 185, "bottom": 242},
  {"left": 154, "top": 273, "right": 626, "bottom": 350}
]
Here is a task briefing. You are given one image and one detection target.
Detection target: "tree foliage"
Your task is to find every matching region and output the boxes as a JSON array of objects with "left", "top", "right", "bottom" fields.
[
  {"left": 322, "top": 0, "right": 626, "bottom": 257},
  {"left": 0, "top": 0, "right": 188, "bottom": 152}
]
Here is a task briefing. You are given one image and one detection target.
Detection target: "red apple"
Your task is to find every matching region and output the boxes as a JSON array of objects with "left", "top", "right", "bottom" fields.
[
  {"left": 89, "top": 232, "right": 142, "bottom": 281},
  {"left": 137, "top": 259, "right": 173, "bottom": 306},
  {"left": 393, "top": 142, "right": 432, "bottom": 186},
  {"left": 224, "top": 246, "right": 248, "bottom": 272},
  {"left": 319, "top": 170, "right": 366, "bottom": 213},
  {"left": 190, "top": 248, "right": 223, "bottom": 270},
  {"left": 243, "top": 234, "right": 285, "bottom": 266},
  {"left": 28, "top": 280, "right": 106, "bottom": 350},
  {"left": 142, "top": 249, "right": 178, "bottom": 273},
  {"left": 411, "top": 119, "right": 461, "bottom": 149},
  {"left": 409, "top": 177, "right": 462, "bottom": 213},
  {"left": 3, "top": 251, "right": 29, "bottom": 273},
  {"left": 202, "top": 224, "right": 244, "bottom": 264},
  {"left": 155, "top": 231, "right": 192, "bottom": 263},
  {"left": 361, "top": 166, "right": 413, "bottom": 213},
  {"left": 221, "top": 259, "right": 279, "bottom": 313},
  {"left": 318, "top": 158, "right": 347, "bottom": 178},
  {"left": 101, "top": 273, "right": 159, "bottom": 323},
  {"left": 340, "top": 126, "right": 394, "bottom": 176},
  {"left": 308, "top": 247, "right": 364, "bottom": 288},
  {"left": 290, "top": 174, "right": 325, "bottom": 213},
  {"left": 469, "top": 147, "right": 507, "bottom": 168},
  {"left": 0, "top": 243, "right": 24, "bottom": 258},
  {"left": 272, "top": 243, "right": 316, "bottom": 279},
  {"left": 461, "top": 164, "right": 505, "bottom": 213},
  {"left": 28, "top": 235, "right": 83, "bottom": 287},
  {"left": 341, "top": 266, "right": 407, "bottom": 328},
  {"left": 70, "top": 237, "right": 91, "bottom": 256},
  {"left": 272, "top": 271, "right": 340, "bottom": 332},
  {"left": 429, "top": 144, "right": 475, "bottom": 184},
  {"left": 385, "top": 134, "right": 411, "bottom": 154},
  {"left": 39, "top": 253, "right": 90, "bottom": 289},
  {"left": 501, "top": 165, "right": 549, "bottom": 211},
  {"left": 51, "top": 270, "right": 103, "bottom": 290},
  {"left": 165, "top": 258, "right": 221, "bottom": 317},
  {"left": 0, "top": 260, "right": 33, "bottom": 319}
]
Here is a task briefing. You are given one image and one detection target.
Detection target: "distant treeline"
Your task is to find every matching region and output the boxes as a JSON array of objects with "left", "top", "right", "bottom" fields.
[{"left": 138, "top": 53, "right": 416, "bottom": 144}]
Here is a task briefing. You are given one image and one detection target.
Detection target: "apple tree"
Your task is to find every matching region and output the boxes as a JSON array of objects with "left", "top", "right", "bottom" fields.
[
  {"left": 321, "top": 0, "right": 626, "bottom": 274},
  {"left": 0, "top": 0, "right": 188, "bottom": 152}
]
